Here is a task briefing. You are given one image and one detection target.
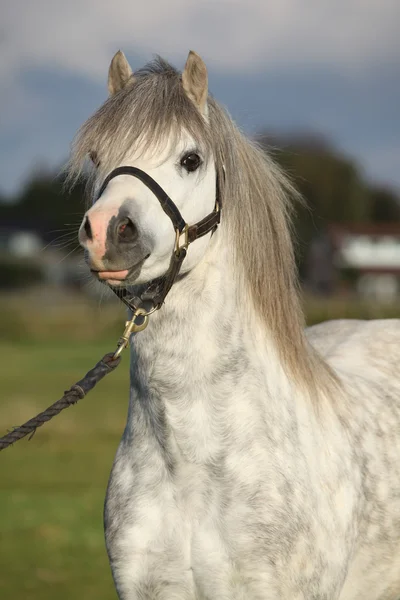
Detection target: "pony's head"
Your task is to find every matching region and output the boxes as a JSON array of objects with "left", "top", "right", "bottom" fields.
[
  {"left": 74, "top": 50, "right": 219, "bottom": 286},
  {"left": 70, "top": 50, "right": 323, "bottom": 382}
]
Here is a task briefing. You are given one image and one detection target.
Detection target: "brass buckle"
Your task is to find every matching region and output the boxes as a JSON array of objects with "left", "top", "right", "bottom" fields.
[
  {"left": 113, "top": 308, "right": 149, "bottom": 359},
  {"left": 174, "top": 224, "right": 189, "bottom": 256}
]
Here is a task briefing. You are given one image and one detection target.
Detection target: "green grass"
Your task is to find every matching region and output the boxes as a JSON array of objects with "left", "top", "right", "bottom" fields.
[{"left": 0, "top": 339, "right": 129, "bottom": 600}]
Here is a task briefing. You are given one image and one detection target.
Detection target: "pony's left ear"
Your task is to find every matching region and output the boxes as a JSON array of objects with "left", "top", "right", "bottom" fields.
[
  {"left": 108, "top": 50, "right": 134, "bottom": 96},
  {"left": 182, "top": 51, "right": 208, "bottom": 114}
]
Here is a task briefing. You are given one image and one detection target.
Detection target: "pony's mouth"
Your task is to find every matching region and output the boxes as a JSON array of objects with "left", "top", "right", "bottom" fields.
[
  {"left": 91, "top": 258, "right": 147, "bottom": 286},
  {"left": 97, "top": 269, "right": 129, "bottom": 285}
]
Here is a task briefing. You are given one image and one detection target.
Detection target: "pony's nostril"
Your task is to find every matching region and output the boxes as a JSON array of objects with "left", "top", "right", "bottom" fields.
[
  {"left": 84, "top": 216, "right": 93, "bottom": 241},
  {"left": 117, "top": 217, "right": 138, "bottom": 243}
]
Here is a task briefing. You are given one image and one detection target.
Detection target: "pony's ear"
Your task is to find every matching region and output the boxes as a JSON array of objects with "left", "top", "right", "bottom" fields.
[
  {"left": 182, "top": 51, "right": 208, "bottom": 113},
  {"left": 108, "top": 50, "right": 134, "bottom": 96}
]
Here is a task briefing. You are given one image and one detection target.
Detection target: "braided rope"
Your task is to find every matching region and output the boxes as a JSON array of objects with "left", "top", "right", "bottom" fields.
[{"left": 0, "top": 352, "right": 121, "bottom": 451}]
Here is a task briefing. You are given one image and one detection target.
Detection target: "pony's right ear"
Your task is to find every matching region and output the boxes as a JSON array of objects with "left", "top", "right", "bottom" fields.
[{"left": 108, "top": 51, "right": 135, "bottom": 96}]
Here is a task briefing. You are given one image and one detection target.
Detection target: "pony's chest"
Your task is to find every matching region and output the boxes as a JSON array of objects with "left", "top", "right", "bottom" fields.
[
  {"left": 106, "top": 457, "right": 267, "bottom": 598},
  {"left": 106, "top": 454, "right": 293, "bottom": 600}
]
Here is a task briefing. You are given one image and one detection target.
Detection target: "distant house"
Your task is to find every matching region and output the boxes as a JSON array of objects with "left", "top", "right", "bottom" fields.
[
  {"left": 1, "top": 229, "right": 43, "bottom": 257},
  {"left": 307, "top": 224, "right": 400, "bottom": 302},
  {"left": 0, "top": 216, "right": 52, "bottom": 255}
]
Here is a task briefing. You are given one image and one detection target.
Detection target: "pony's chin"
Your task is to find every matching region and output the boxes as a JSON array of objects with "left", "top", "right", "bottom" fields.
[{"left": 106, "top": 279, "right": 127, "bottom": 287}]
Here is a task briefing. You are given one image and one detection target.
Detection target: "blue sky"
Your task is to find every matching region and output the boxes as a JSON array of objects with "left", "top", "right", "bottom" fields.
[{"left": 1, "top": 0, "right": 399, "bottom": 197}]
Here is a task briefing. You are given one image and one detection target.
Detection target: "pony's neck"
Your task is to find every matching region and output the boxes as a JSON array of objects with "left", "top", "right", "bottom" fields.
[{"left": 128, "top": 231, "right": 322, "bottom": 463}]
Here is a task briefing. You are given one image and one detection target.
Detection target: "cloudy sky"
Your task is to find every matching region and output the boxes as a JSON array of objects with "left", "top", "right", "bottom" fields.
[{"left": 1, "top": 0, "right": 399, "bottom": 197}]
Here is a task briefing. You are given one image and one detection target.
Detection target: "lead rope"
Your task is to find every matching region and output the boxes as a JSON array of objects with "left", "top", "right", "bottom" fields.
[{"left": 0, "top": 352, "right": 121, "bottom": 451}]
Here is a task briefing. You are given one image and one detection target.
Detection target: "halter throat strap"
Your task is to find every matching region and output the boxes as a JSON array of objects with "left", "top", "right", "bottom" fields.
[{"left": 96, "top": 165, "right": 221, "bottom": 314}]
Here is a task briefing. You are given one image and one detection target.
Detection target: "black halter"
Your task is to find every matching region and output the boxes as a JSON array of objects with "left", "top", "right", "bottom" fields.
[{"left": 96, "top": 166, "right": 221, "bottom": 312}]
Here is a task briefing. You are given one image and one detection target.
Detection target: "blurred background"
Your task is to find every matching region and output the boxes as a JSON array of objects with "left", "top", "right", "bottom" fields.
[{"left": 1, "top": 1, "right": 399, "bottom": 598}]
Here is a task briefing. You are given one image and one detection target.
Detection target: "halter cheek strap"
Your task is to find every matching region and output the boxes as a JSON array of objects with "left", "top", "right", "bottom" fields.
[{"left": 96, "top": 165, "right": 221, "bottom": 319}]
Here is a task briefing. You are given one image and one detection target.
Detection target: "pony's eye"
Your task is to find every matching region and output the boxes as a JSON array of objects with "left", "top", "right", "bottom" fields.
[
  {"left": 89, "top": 151, "right": 100, "bottom": 168},
  {"left": 180, "top": 153, "right": 202, "bottom": 173}
]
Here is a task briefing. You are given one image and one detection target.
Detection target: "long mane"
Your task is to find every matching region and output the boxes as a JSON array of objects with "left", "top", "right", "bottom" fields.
[{"left": 68, "top": 57, "right": 335, "bottom": 391}]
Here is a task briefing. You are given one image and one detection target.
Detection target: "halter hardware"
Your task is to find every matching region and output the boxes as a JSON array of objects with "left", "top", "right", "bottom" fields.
[
  {"left": 175, "top": 224, "right": 190, "bottom": 256},
  {"left": 94, "top": 165, "right": 221, "bottom": 358},
  {"left": 113, "top": 308, "right": 151, "bottom": 359}
]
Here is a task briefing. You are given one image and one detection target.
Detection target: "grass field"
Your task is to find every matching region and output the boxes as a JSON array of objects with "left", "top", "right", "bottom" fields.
[
  {"left": 1, "top": 291, "right": 399, "bottom": 599},
  {"left": 0, "top": 338, "right": 129, "bottom": 600}
]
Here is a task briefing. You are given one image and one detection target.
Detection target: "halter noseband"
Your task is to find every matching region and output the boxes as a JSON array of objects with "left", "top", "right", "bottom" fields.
[{"left": 96, "top": 166, "right": 221, "bottom": 354}]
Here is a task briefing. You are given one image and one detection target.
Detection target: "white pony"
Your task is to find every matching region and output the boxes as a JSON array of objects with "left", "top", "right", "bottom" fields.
[{"left": 71, "top": 50, "right": 400, "bottom": 600}]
